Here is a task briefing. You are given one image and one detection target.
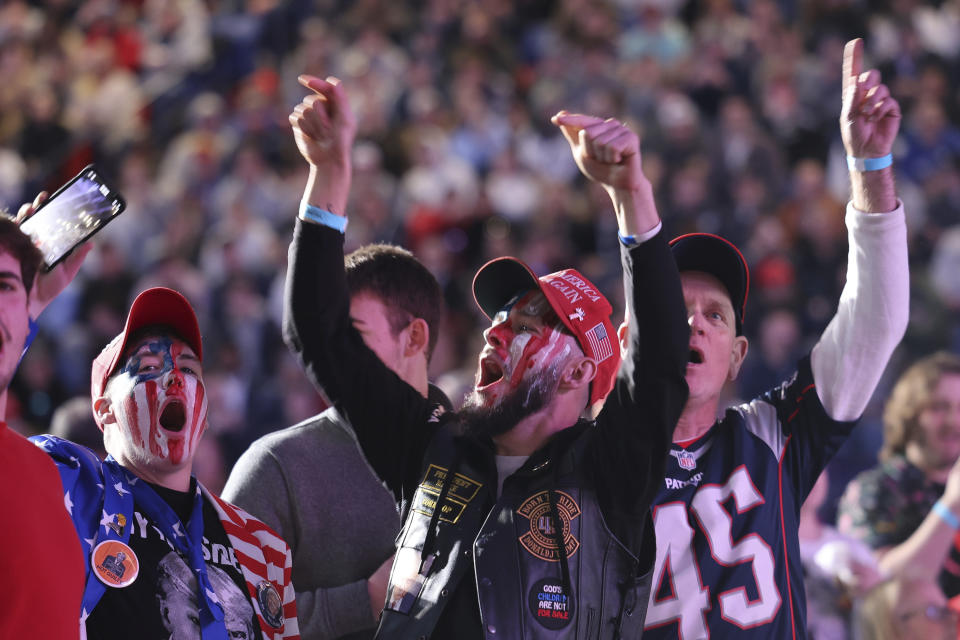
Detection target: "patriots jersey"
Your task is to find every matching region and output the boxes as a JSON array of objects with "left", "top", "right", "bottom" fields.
[{"left": 642, "top": 357, "right": 856, "bottom": 639}]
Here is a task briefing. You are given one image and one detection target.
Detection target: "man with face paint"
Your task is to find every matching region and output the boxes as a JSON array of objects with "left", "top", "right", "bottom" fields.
[
  {"left": 635, "top": 39, "right": 910, "bottom": 640},
  {"left": 283, "top": 75, "right": 689, "bottom": 639},
  {"left": 32, "top": 287, "right": 301, "bottom": 640}
]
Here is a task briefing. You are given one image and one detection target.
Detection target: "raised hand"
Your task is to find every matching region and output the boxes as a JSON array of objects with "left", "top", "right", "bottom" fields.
[
  {"left": 290, "top": 75, "right": 358, "bottom": 216},
  {"left": 15, "top": 192, "right": 92, "bottom": 319},
  {"left": 290, "top": 75, "right": 357, "bottom": 170},
  {"left": 552, "top": 111, "right": 660, "bottom": 234},
  {"left": 551, "top": 112, "right": 646, "bottom": 192},
  {"left": 840, "top": 38, "right": 901, "bottom": 159}
]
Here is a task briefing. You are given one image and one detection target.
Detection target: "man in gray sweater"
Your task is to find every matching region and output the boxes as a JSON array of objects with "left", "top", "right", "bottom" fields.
[{"left": 222, "top": 243, "right": 450, "bottom": 639}]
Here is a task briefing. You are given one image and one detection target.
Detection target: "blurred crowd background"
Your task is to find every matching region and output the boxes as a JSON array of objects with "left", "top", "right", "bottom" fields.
[{"left": 3, "top": 0, "right": 959, "bottom": 509}]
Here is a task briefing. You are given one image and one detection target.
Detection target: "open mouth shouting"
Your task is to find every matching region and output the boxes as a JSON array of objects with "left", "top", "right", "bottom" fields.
[
  {"left": 159, "top": 399, "right": 187, "bottom": 433},
  {"left": 688, "top": 346, "right": 705, "bottom": 366},
  {"left": 476, "top": 355, "right": 506, "bottom": 392}
]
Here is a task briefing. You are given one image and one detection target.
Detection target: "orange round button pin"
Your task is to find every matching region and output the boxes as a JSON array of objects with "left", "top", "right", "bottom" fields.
[{"left": 91, "top": 540, "right": 139, "bottom": 588}]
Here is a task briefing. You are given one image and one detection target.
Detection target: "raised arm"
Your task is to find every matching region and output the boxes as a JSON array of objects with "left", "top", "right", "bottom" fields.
[
  {"left": 810, "top": 38, "right": 909, "bottom": 421},
  {"left": 553, "top": 112, "right": 689, "bottom": 520},
  {"left": 282, "top": 76, "right": 435, "bottom": 493}
]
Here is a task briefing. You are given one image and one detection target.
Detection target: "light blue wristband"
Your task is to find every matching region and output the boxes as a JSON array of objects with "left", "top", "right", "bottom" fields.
[
  {"left": 618, "top": 231, "right": 638, "bottom": 246},
  {"left": 933, "top": 500, "right": 960, "bottom": 530},
  {"left": 299, "top": 202, "right": 348, "bottom": 233},
  {"left": 846, "top": 154, "right": 893, "bottom": 172}
]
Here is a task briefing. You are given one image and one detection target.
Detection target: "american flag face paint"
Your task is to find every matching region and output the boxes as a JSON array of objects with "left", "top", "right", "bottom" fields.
[
  {"left": 476, "top": 291, "right": 575, "bottom": 407},
  {"left": 107, "top": 336, "right": 207, "bottom": 468}
]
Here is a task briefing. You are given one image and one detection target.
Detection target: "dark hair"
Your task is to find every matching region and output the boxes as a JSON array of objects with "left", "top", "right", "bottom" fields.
[
  {"left": 0, "top": 213, "right": 43, "bottom": 294},
  {"left": 345, "top": 243, "right": 443, "bottom": 361},
  {"left": 881, "top": 351, "right": 960, "bottom": 460}
]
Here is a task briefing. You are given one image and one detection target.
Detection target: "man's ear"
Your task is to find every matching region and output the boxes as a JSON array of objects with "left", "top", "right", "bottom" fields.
[
  {"left": 93, "top": 396, "right": 117, "bottom": 426},
  {"left": 403, "top": 318, "right": 429, "bottom": 359},
  {"left": 728, "top": 335, "right": 749, "bottom": 381},
  {"left": 560, "top": 356, "right": 597, "bottom": 393}
]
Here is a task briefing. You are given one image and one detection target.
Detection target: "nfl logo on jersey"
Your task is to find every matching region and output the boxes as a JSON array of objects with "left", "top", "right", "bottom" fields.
[{"left": 674, "top": 450, "right": 696, "bottom": 470}]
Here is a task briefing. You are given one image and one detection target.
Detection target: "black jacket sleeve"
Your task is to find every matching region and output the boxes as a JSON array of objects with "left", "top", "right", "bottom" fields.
[
  {"left": 282, "top": 220, "right": 438, "bottom": 498},
  {"left": 591, "top": 231, "right": 690, "bottom": 545}
]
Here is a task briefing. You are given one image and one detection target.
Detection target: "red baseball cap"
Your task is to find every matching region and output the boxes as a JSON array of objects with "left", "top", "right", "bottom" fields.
[
  {"left": 669, "top": 233, "right": 750, "bottom": 335},
  {"left": 472, "top": 258, "right": 620, "bottom": 409},
  {"left": 90, "top": 287, "right": 202, "bottom": 428}
]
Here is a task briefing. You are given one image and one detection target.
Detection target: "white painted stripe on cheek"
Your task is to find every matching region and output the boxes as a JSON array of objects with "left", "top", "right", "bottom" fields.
[
  {"left": 183, "top": 376, "right": 206, "bottom": 459},
  {"left": 132, "top": 383, "right": 153, "bottom": 453},
  {"left": 506, "top": 333, "right": 532, "bottom": 380},
  {"left": 526, "top": 323, "right": 567, "bottom": 370}
]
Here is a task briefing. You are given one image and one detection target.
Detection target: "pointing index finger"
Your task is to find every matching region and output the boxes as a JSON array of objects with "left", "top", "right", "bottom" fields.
[{"left": 842, "top": 38, "right": 863, "bottom": 92}]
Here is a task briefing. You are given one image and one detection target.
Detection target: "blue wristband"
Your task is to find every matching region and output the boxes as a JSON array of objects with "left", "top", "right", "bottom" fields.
[
  {"left": 933, "top": 501, "right": 960, "bottom": 530},
  {"left": 846, "top": 154, "right": 893, "bottom": 172},
  {"left": 618, "top": 231, "right": 638, "bottom": 246},
  {"left": 299, "top": 202, "right": 348, "bottom": 233}
]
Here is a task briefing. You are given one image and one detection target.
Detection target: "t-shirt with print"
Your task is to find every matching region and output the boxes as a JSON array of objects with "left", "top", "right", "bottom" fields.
[{"left": 85, "top": 479, "right": 263, "bottom": 640}]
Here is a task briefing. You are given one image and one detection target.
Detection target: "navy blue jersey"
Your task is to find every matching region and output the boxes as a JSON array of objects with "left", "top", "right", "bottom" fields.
[{"left": 642, "top": 357, "right": 856, "bottom": 639}]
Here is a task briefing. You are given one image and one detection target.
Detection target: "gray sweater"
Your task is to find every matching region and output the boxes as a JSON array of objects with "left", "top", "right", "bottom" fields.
[{"left": 222, "top": 407, "right": 400, "bottom": 640}]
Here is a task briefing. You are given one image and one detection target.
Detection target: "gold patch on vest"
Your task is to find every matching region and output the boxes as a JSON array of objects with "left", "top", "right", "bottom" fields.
[
  {"left": 517, "top": 490, "right": 581, "bottom": 562},
  {"left": 412, "top": 464, "right": 483, "bottom": 524}
]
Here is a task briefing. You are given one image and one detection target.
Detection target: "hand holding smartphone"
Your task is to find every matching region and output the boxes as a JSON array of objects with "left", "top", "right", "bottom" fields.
[{"left": 19, "top": 164, "right": 126, "bottom": 271}]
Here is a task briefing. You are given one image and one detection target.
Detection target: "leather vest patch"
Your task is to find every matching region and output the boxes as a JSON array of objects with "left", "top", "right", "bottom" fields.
[
  {"left": 412, "top": 464, "right": 483, "bottom": 525},
  {"left": 528, "top": 577, "right": 575, "bottom": 629},
  {"left": 517, "top": 490, "right": 581, "bottom": 561}
]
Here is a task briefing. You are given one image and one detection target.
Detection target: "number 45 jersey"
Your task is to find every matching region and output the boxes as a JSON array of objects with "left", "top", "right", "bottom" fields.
[{"left": 642, "top": 357, "right": 856, "bottom": 640}]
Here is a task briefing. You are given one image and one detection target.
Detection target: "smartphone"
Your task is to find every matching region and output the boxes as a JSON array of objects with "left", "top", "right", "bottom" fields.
[{"left": 19, "top": 164, "right": 126, "bottom": 271}]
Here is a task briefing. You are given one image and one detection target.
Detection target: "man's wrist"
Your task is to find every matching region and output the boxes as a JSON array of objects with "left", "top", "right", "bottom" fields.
[
  {"left": 847, "top": 154, "right": 893, "bottom": 172},
  {"left": 299, "top": 202, "right": 348, "bottom": 232},
  {"left": 607, "top": 181, "right": 658, "bottom": 237}
]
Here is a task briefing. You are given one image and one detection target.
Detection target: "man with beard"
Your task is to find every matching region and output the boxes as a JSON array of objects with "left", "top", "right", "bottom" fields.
[
  {"left": 32, "top": 287, "right": 301, "bottom": 639},
  {"left": 283, "top": 74, "right": 689, "bottom": 639}
]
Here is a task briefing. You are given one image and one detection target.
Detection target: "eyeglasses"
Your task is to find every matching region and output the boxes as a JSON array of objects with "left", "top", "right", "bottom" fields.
[{"left": 898, "top": 604, "right": 958, "bottom": 624}]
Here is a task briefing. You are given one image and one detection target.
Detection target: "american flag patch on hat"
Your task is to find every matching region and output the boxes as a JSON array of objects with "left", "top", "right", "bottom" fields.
[{"left": 585, "top": 322, "right": 614, "bottom": 362}]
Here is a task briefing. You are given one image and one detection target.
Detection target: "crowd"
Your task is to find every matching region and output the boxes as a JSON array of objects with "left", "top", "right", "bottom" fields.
[
  {"left": 1, "top": 1, "right": 960, "bottom": 638},
  {"left": 2, "top": 0, "right": 959, "bottom": 492}
]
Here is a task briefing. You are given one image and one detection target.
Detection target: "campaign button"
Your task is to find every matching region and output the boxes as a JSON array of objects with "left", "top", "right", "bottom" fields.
[{"left": 91, "top": 540, "right": 139, "bottom": 588}]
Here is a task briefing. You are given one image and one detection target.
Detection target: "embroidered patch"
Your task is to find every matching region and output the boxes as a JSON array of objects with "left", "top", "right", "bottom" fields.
[
  {"left": 517, "top": 490, "right": 581, "bottom": 562},
  {"left": 411, "top": 464, "right": 483, "bottom": 525},
  {"left": 528, "top": 577, "right": 575, "bottom": 629},
  {"left": 92, "top": 540, "right": 139, "bottom": 588},
  {"left": 256, "top": 580, "right": 284, "bottom": 628}
]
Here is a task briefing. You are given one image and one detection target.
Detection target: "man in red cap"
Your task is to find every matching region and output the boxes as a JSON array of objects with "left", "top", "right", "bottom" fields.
[
  {"left": 638, "top": 39, "right": 910, "bottom": 640},
  {"left": 32, "top": 287, "right": 301, "bottom": 640},
  {"left": 281, "top": 74, "right": 689, "bottom": 639}
]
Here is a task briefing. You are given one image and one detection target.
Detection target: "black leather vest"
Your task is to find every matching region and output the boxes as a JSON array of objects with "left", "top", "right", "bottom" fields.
[{"left": 376, "top": 424, "right": 654, "bottom": 640}]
